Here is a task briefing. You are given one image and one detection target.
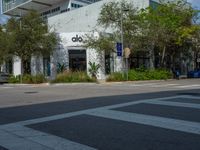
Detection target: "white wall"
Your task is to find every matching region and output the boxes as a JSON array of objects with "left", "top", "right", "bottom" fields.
[
  {"left": 31, "top": 56, "right": 43, "bottom": 75},
  {"left": 52, "top": 32, "right": 105, "bottom": 79},
  {"left": 48, "top": 0, "right": 150, "bottom": 33},
  {"left": 13, "top": 56, "right": 21, "bottom": 76}
]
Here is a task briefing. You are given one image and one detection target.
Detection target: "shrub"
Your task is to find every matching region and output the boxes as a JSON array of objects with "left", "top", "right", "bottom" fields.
[
  {"left": 106, "top": 72, "right": 125, "bottom": 82},
  {"left": 8, "top": 74, "right": 46, "bottom": 84},
  {"left": 31, "top": 74, "right": 47, "bottom": 84},
  {"left": 88, "top": 61, "right": 101, "bottom": 79},
  {"left": 22, "top": 74, "right": 33, "bottom": 84},
  {"left": 51, "top": 71, "right": 95, "bottom": 83},
  {"left": 106, "top": 69, "right": 172, "bottom": 81},
  {"left": 8, "top": 75, "right": 20, "bottom": 83}
]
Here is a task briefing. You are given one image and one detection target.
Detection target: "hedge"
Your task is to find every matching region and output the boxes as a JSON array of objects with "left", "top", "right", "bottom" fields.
[{"left": 107, "top": 69, "right": 172, "bottom": 82}]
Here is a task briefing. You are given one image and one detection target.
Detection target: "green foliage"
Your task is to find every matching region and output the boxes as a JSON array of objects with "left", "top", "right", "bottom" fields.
[
  {"left": 57, "top": 63, "right": 67, "bottom": 73},
  {"left": 106, "top": 72, "right": 126, "bottom": 82},
  {"left": 32, "top": 74, "right": 47, "bottom": 84},
  {"left": 8, "top": 75, "right": 20, "bottom": 83},
  {"left": 0, "top": 25, "right": 10, "bottom": 64},
  {"left": 84, "top": 33, "right": 116, "bottom": 53},
  {"left": 8, "top": 74, "right": 46, "bottom": 84},
  {"left": 22, "top": 74, "right": 33, "bottom": 84},
  {"left": 1, "top": 11, "right": 59, "bottom": 73},
  {"left": 88, "top": 61, "right": 101, "bottom": 79},
  {"left": 84, "top": 1, "right": 140, "bottom": 53},
  {"left": 84, "top": 0, "right": 200, "bottom": 70},
  {"left": 51, "top": 71, "right": 95, "bottom": 83},
  {"left": 107, "top": 69, "right": 172, "bottom": 82}
]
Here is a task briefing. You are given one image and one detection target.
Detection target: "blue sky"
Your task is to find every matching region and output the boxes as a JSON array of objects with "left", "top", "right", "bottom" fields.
[
  {"left": 187, "top": 0, "right": 200, "bottom": 9},
  {"left": 0, "top": 0, "right": 200, "bottom": 24}
]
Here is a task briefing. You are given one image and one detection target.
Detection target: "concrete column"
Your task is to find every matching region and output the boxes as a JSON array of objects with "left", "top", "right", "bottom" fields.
[
  {"left": 13, "top": 56, "right": 21, "bottom": 76},
  {"left": 31, "top": 56, "right": 43, "bottom": 75},
  {"left": 114, "top": 54, "right": 123, "bottom": 72},
  {"left": 87, "top": 48, "right": 105, "bottom": 80}
]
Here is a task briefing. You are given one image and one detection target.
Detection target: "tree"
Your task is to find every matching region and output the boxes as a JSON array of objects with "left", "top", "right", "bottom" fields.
[
  {"left": 0, "top": 25, "right": 7, "bottom": 65},
  {"left": 191, "top": 25, "right": 200, "bottom": 69},
  {"left": 4, "top": 11, "right": 58, "bottom": 74},
  {"left": 138, "top": 0, "right": 199, "bottom": 69},
  {"left": 84, "top": 0, "right": 199, "bottom": 71},
  {"left": 84, "top": 1, "right": 140, "bottom": 54}
]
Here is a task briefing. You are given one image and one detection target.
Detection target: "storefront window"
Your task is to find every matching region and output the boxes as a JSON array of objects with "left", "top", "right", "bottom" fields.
[
  {"left": 5, "top": 59, "right": 13, "bottom": 74},
  {"left": 69, "top": 50, "right": 86, "bottom": 71}
]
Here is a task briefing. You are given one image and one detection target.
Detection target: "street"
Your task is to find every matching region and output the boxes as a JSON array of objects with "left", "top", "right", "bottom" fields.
[{"left": 0, "top": 79, "right": 200, "bottom": 150}]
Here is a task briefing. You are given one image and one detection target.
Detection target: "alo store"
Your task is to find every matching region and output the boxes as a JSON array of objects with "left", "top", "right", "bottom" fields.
[
  {"left": 52, "top": 32, "right": 112, "bottom": 79},
  {"left": 0, "top": 32, "right": 116, "bottom": 80}
]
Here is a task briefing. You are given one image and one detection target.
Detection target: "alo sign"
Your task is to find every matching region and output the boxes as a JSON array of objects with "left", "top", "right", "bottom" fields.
[{"left": 72, "top": 35, "right": 83, "bottom": 42}]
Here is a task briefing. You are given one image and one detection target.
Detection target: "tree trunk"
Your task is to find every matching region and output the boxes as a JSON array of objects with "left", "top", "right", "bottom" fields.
[
  {"left": 149, "top": 43, "right": 155, "bottom": 70},
  {"left": 161, "top": 46, "right": 166, "bottom": 67},
  {"left": 21, "top": 58, "right": 31, "bottom": 75}
]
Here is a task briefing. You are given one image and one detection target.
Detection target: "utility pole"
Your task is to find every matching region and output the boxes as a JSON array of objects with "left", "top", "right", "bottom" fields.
[
  {"left": 120, "top": 3, "right": 129, "bottom": 80},
  {"left": 20, "top": 11, "right": 23, "bottom": 84}
]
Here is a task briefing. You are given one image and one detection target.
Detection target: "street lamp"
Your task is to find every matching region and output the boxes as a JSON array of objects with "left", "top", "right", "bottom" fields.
[
  {"left": 19, "top": 10, "right": 23, "bottom": 84},
  {"left": 120, "top": 4, "right": 129, "bottom": 80}
]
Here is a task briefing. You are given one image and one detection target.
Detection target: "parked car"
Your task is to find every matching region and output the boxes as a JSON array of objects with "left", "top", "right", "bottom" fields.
[
  {"left": 0, "top": 72, "right": 9, "bottom": 83},
  {"left": 187, "top": 70, "right": 200, "bottom": 78}
]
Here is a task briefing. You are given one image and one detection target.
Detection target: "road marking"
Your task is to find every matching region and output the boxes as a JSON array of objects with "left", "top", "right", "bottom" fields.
[
  {"left": 0, "top": 95, "right": 199, "bottom": 150},
  {"left": 145, "top": 100, "right": 200, "bottom": 109},
  {"left": 0, "top": 129, "right": 50, "bottom": 150},
  {"left": 149, "top": 84, "right": 179, "bottom": 88},
  {"left": 176, "top": 84, "right": 200, "bottom": 88},
  {"left": 114, "top": 83, "right": 180, "bottom": 88},
  {"left": 0, "top": 126, "right": 96, "bottom": 150},
  {"left": 2, "top": 96, "right": 181, "bottom": 126},
  {"left": 87, "top": 109, "right": 200, "bottom": 135}
]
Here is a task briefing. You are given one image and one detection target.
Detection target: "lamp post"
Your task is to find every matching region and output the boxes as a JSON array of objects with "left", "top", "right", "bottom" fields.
[
  {"left": 19, "top": 11, "right": 23, "bottom": 84},
  {"left": 120, "top": 4, "right": 129, "bottom": 80}
]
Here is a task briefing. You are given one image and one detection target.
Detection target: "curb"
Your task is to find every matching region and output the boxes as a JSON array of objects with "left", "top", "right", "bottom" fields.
[
  {"left": 2, "top": 78, "right": 192, "bottom": 87},
  {"left": 3, "top": 83, "right": 50, "bottom": 87}
]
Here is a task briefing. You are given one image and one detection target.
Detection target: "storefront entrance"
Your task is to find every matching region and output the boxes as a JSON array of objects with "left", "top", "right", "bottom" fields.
[
  {"left": 69, "top": 50, "right": 86, "bottom": 71},
  {"left": 43, "top": 56, "right": 51, "bottom": 76}
]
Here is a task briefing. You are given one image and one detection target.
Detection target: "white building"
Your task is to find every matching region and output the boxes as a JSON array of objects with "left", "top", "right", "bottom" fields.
[
  {"left": 1, "top": 0, "right": 179, "bottom": 79},
  {"left": 48, "top": 0, "right": 154, "bottom": 79}
]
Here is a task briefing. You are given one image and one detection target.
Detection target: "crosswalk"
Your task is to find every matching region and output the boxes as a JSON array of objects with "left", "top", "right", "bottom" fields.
[{"left": 0, "top": 95, "right": 200, "bottom": 150}]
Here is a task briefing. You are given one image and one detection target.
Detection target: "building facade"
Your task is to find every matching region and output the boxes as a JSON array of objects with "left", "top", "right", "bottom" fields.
[
  {"left": 1, "top": 0, "right": 190, "bottom": 79},
  {"left": 2, "top": 0, "right": 100, "bottom": 17}
]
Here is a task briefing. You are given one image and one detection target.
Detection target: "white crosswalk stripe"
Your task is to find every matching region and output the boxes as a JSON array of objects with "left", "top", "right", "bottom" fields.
[
  {"left": 87, "top": 109, "right": 200, "bottom": 135},
  {"left": 0, "top": 95, "right": 200, "bottom": 150}
]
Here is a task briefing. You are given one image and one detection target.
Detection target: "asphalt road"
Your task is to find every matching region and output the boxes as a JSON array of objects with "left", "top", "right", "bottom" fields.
[{"left": 0, "top": 79, "right": 200, "bottom": 150}]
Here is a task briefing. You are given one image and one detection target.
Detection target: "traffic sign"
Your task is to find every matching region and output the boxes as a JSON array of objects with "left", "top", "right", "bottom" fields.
[{"left": 116, "top": 42, "right": 122, "bottom": 57}]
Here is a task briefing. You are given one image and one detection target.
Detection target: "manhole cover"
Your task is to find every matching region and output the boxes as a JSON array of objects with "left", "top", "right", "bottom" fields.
[{"left": 24, "top": 91, "right": 39, "bottom": 94}]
